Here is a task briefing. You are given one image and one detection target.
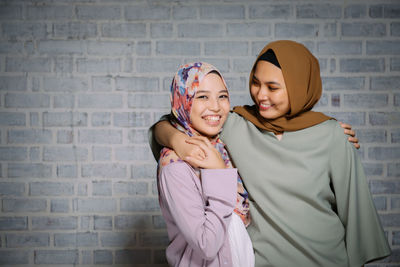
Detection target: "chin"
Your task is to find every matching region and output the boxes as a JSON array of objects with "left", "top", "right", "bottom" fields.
[
  {"left": 259, "top": 112, "right": 280, "bottom": 120},
  {"left": 198, "top": 127, "right": 221, "bottom": 138}
]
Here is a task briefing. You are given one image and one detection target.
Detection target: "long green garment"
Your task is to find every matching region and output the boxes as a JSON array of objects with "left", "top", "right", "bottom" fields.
[{"left": 219, "top": 112, "right": 390, "bottom": 267}]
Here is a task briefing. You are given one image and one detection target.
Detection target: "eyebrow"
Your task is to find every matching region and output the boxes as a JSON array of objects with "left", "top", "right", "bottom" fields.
[
  {"left": 196, "top": 89, "right": 229, "bottom": 94},
  {"left": 252, "top": 75, "right": 281, "bottom": 86}
]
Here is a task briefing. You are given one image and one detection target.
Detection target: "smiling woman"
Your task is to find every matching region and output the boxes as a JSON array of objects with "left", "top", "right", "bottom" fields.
[
  {"left": 150, "top": 41, "right": 389, "bottom": 267},
  {"left": 156, "top": 62, "right": 254, "bottom": 267}
]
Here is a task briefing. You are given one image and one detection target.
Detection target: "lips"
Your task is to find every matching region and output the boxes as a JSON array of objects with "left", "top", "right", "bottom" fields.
[
  {"left": 202, "top": 115, "right": 221, "bottom": 126},
  {"left": 259, "top": 102, "right": 273, "bottom": 111}
]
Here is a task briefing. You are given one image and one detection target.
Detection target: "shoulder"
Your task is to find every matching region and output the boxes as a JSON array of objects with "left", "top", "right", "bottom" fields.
[
  {"left": 312, "top": 119, "right": 339, "bottom": 131},
  {"left": 159, "top": 148, "right": 182, "bottom": 167},
  {"left": 227, "top": 111, "right": 247, "bottom": 124},
  {"left": 159, "top": 161, "right": 198, "bottom": 187},
  {"left": 221, "top": 111, "right": 249, "bottom": 139},
  {"left": 158, "top": 161, "right": 201, "bottom": 196},
  {"left": 308, "top": 119, "right": 344, "bottom": 139}
]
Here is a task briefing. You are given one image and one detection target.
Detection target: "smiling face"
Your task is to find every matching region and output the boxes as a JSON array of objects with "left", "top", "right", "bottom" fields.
[
  {"left": 250, "top": 60, "right": 290, "bottom": 120},
  {"left": 190, "top": 72, "right": 230, "bottom": 137}
]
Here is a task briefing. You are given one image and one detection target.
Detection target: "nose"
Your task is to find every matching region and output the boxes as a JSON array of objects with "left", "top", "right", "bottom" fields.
[
  {"left": 208, "top": 97, "right": 220, "bottom": 111},
  {"left": 257, "top": 86, "right": 269, "bottom": 100}
]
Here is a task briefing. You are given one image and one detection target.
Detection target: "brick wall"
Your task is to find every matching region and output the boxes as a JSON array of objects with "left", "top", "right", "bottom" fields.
[{"left": 0, "top": 0, "right": 399, "bottom": 266}]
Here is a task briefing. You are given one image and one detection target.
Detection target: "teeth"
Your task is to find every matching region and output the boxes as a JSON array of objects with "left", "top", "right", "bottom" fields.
[
  {"left": 260, "top": 103, "right": 271, "bottom": 108},
  {"left": 203, "top": 116, "right": 220, "bottom": 121}
]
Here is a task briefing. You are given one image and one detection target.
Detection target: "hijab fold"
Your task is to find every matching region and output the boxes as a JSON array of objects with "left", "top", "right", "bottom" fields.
[{"left": 233, "top": 40, "right": 331, "bottom": 134}]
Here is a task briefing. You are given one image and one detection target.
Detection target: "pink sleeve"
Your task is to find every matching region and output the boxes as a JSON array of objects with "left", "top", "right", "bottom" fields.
[{"left": 158, "top": 162, "right": 237, "bottom": 260}]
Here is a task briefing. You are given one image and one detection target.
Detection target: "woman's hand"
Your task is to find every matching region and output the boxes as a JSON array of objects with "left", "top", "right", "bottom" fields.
[
  {"left": 339, "top": 122, "right": 360, "bottom": 149},
  {"left": 154, "top": 120, "right": 206, "bottom": 164},
  {"left": 174, "top": 135, "right": 206, "bottom": 168},
  {"left": 184, "top": 136, "right": 226, "bottom": 169}
]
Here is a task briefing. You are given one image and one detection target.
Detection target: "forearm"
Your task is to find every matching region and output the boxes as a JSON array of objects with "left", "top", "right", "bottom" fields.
[{"left": 154, "top": 120, "right": 186, "bottom": 149}]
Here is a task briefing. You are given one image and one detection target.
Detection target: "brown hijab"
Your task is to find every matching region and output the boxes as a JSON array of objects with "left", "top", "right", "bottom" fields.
[{"left": 233, "top": 40, "right": 332, "bottom": 134}]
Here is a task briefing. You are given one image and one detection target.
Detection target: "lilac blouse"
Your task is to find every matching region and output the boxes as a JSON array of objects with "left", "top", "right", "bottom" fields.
[{"left": 157, "top": 161, "right": 237, "bottom": 267}]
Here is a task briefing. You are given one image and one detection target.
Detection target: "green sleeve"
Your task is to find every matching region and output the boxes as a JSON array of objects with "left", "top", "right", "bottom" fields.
[
  {"left": 148, "top": 114, "right": 170, "bottom": 161},
  {"left": 329, "top": 123, "right": 391, "bottom": 266}
]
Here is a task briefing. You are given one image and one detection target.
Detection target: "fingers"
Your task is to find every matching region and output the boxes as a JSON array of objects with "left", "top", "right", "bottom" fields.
[
  {"left": 344, "top": 129, "right": 356, "bottom": 137},
  {"left": 339, "top": 122, "right": 352, "bottom": 130},
  {"left": 188, "top": 145, "right": 206, "bottom": 160},
  {"left": 188, "top": 136, "right": 213, "bottom": 147},
  {"left": 185, "top": 139, "right": 210, "bottom": 156},
  {"left": 184, "top": 156, "right": 203, "bottom": 169},
  {"left": 348, "top": 136, "right": 360, "bottom": 149}
]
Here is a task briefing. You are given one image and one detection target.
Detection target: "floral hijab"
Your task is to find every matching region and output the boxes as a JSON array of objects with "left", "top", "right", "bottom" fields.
[{"left": 158, "top": 62, "right": 250, "bottom": 226}]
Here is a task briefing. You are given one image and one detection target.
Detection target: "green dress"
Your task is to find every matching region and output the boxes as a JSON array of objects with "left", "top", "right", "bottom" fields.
[
  {"left": 219, "top": 112, "right": 390, "bottom": 267},
  {"left": 149, "top": 112, "right": 390, "bottom": 267}
]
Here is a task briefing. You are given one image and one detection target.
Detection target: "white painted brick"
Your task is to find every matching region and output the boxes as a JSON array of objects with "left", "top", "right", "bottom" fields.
[
  {"left": 76, "top": 5, "right": 121, "bottom": 20},
  {"left": 43, "top": 146, "right": 88, "bottom": 161},
  {"left": 87, "top": 41, "right": 133, "bottom": 56},
  {"left": 78, "top": 94, "right": 122, "bottom": 108},
  {"left": 77, "top": 58, "right": 121, "bottom": 73},
  {"left": 249, "top": 4, "right": 291, "bottom": 19},
  {"left": 0, "top": 5, "right": 22, "bottom": 20},
  {"left": 2, "top": 198, "right": 46, "bottom": 212},
  {"left": 0, "top": 42, "right": 24, "bottom": 54},
  {"left": 34, "top": 250, "right": 78, "bottom": 264},
  {"left": 39, "top": 40, "right": 85, "bottom": 55},
  {"left": 8, "top": 163, "right": 52, "bottom": 178},
  {"left": 156, "top": 41, "right": 200, "bottom": 56},
  {"left": 204, "top": 41, "right": 248, "bottom": 56},
  {"left": 102, "top": 23, "right": 146, "bottom": 38},
  {"left": 151, "top": 23, "right": 173, "bottom": 38},
  {"left": 81, "top": 163, "right": 127, "bottom": 178},
  {"left": 27, "top": 5, "right": 73, "bottom": 20},
  {"left": 178, "top": 23, "right": 222, "bottom": 38},
  {"left": 6, "top": 57, "right": 51, "bottom": 72},
  {"left": 125, "top": 6, "right": 170, "bottom": 21},
  {"left": 7, "top": 129, "right": 52, "bottom": 144},
  {"left": 116, "top": 77, "right": 158, "bottom": 92},
  {"left": 199, "top": 5, "right": 244, "bottom": 19},
  {"left": 44, "top": 77, "right": 88, "bottom": 92},
  {"left": 0, "top": 76, "right": 27, "bottom": 91},
  {"left": 296, "top": 4, "right": 342, "bottom": 19},
  {"left": 275, "top": 23, "right": 318, "bottom": 38},
  {"left": 30, "top": 182, "right": 74, "bottom": 196},
  {"left": 227, "top": 23, "right": 271, "bottom": 37},
  {"left": 73, "top": 198, "right": 117, "bottom": 213},
  {"left": 53, "top": 22, "right": 97, "bottom": 38},
  {"left": 43, "top": 112, "right": 88, "bottom": 127},
  {"left": 78, "top": 129, "right": 122, "bottom": 144},
  {"left": 2, "top": 22, "right": 47, "bottom": 39}
]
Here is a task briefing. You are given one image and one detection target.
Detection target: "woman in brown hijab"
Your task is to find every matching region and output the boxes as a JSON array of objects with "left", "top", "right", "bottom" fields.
[{"left": 150, "top": 40, "right": 390, "bottom": 266}]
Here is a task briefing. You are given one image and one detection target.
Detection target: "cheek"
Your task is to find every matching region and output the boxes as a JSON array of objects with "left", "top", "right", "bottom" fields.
[
  {"left": 250, "top": 86, "right": 258, "bottom": 101},
  {"left": 189, "top": 103, "right": 201, "bottom": 122},
  {"left": 222, "top": 101, "right": 230, "bottom": 113}
]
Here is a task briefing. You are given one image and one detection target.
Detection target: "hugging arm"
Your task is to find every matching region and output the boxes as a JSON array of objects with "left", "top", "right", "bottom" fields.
[
  {"left": 150, "top": 118, "right": 361, "bottom": 163},
  {"left": 152, "top": 120, "right": 206, "bottom": 165}
]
